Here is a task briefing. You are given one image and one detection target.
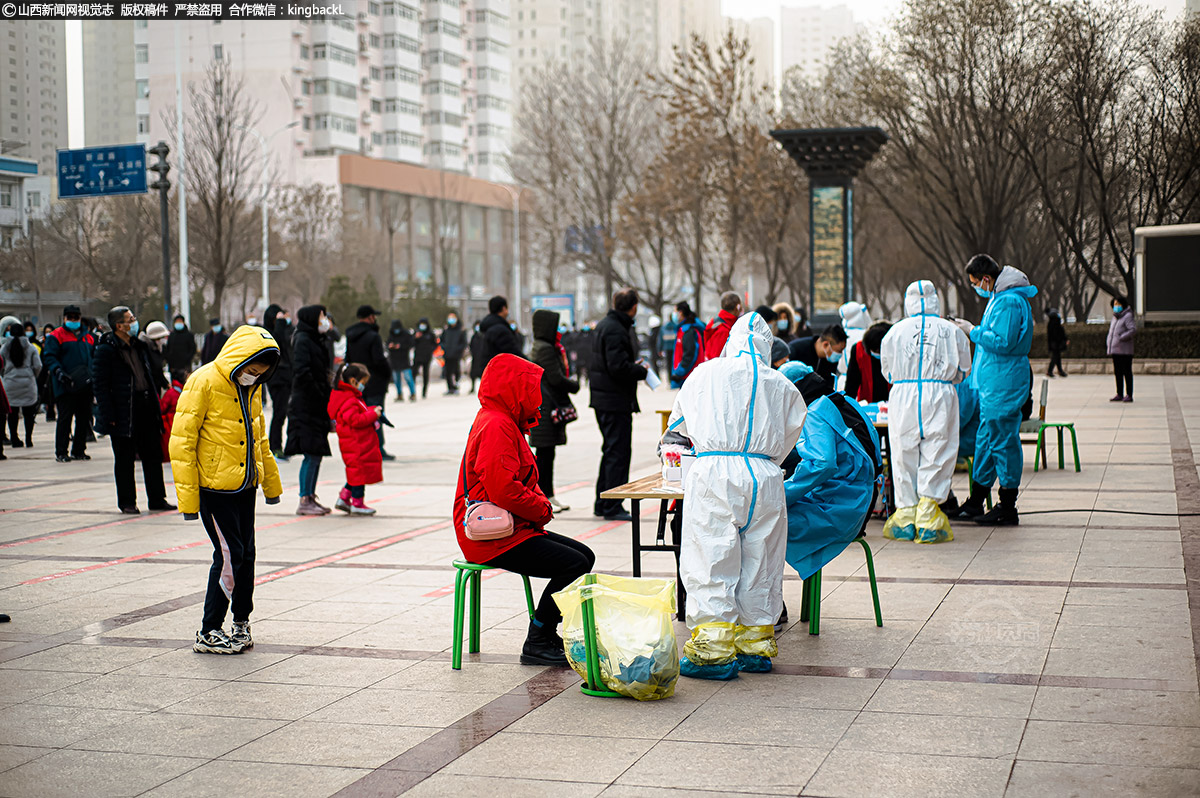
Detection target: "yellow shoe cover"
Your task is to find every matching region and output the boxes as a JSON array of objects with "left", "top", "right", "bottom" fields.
[
  {"left": 734, "top": 624, "right": 778, "bottom": 658},
  {"left": 683, "top": 622, "right": 737, "bottom": 666},
  {"left": 884, "top": 506, "right": 917, "bottom": 541},
  {"left": 914, "top": 496, "right": 954, "bottom": 544}
]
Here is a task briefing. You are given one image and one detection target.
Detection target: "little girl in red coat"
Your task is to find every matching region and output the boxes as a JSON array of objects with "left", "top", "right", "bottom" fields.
[{"left": 327, "top": 363, "right": 383, "bottom": 515}]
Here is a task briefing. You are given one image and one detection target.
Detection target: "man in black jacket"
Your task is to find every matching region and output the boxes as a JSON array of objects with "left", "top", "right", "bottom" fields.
[
  {"left": 200, "top": 318, "right": 228, "bottom": 365},
  {"left": 344, "top": 304, "right": 395, "bottom": 460},
  {"left": 165, "top": 314, "right": 197, "bottom": 375},
  {"left": 478, "top": 295, "right": 521, "bottom": 370},
  {"left": 789, "top": 324, "right": 847, "bottom": 388},
  {"left": 264, "top": 304, "right": 294, "bottom": 457},
  {"left": 590, "top": 288, "right": 648, "bottom": 521},
  {"left": 440, "top": 311, "right": 467, "bottom": 395},
  {"left": 93, "top": 306, "right": 173, "bottom": 514}
]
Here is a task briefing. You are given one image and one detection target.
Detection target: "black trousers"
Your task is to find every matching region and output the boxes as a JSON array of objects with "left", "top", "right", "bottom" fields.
[
  {"left": 485, "top": 531, "right": 595, "bottom": 626},
  {"left": 267, "top": 381, "right": 290, "bottom": 452},
  {"left": 414, "top": 360, "right": 431, "bottom": 397},
  {"left": 55, "top": 390, "right": 92, "bottom": 458},
  {"left": 1112, "top": 355, "right": 1133, "bottom": 397},
  {"left": 8, "top": 406, "right": 36, "bottom": 443},
  {"left": 593, "top": 410, "right": 633, "bottom": 517},
  {"left": 110, "top": 392, "right": 166, "bottom": 509},
  {"left": 1047, "top": 350, "right": 1066, "bottom": 376},
  {"left": 536, "top": 446, "right": 557, "bottom": 498},
  {"left": 444, "top": 356, "right": 461, "bottom": 392},
  {"left": 199, "top": 488, "right": 257, "bottom": 633}
]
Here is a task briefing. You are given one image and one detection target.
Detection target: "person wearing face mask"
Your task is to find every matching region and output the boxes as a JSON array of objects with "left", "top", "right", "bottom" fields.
[
  {"left": 140, "top": 320, "right": 171, "bottom": 386},
  {"left": 344, "top": 305, "right": 394, "bottom": 459},
  {"left": 42, "top": 304, "right": 97, "bottom": 463},
  {"left": 772, "top": 302, "right": 799, "bottom": 343},
  {"left": 328, "top": 362, "right": 384, "bottom": 515},
  {"left": 92, "top": 307, "right": 174, "bottom": 514},
  {"left": 38, "top": 323, "right": 56, "bottom": 422},
  {"left": 478, "top": 295, "right": 521, "bottom": 370},
  {"left": 788, "top": 324, "right": 848, "bottom": 389},
  {"left": 670, "top": 301, "right": 706, "bottom": 388},
  {"left": 165, "top": 314, "right": 197, "bottom": 375},
  {"left": 440, "top": 312, "right": 468, "bottom": 395},
  {"left": 2, "top": 321, "right": 41, "bottom": 451},
  {"left": 285, "top": 305, "right": 335, "bottom": 515},
  {"left": 467, "top": 321, "right": 485, "bottom": 394},
  {"left": 200, "top": 318, "right": 229, "bottom": 365},
  {"left": 455, "top": 353, "right": 596, "bottom": 666},
  {"left": 879, "top": 282, "right": 972, "bottom": 543},
  {"left": 387, "top": 319, "right": 417, "bottom": 401},
  {"left": 951, "top": 254, "right": 1038, "bottom": 526},
  {"left": 412, "top": 318, "right": 438, "bottom": 399},
  {"left": 1106, "top": 295, "right": 1136, "bottom": 402},
  {"left": 263, "top": 304, "right": 294, "bottom": 458},
  {"left": 844, "top": 322, "right": 893, "bottom": 403},
  {"left": 170, "top": 324, "right": 282, "bottom": 655},
  {"left": 836, "top": 302, "right": 874, "bottom": 391}
]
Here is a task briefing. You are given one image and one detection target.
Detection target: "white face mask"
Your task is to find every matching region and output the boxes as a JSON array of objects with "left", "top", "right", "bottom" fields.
[
  {"left": 236, "top": 371, "right": 259, "bottom": 386},
  {"left": 318, "top": 317, "right": 332, "bottom": 333}
]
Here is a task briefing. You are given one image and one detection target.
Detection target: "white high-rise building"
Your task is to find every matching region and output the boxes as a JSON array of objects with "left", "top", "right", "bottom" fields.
[
  {"left": 0, "top": 21, "right": 68, "bottom": 178},
  {"left": 780, "top": 3, "right": 860, "bottom": 83},
  {"left": 83, "top": 3, "right": 512, "bottom": 182},
  {"left": 725, "top": 16, "right": 775, "bottom": 88}
]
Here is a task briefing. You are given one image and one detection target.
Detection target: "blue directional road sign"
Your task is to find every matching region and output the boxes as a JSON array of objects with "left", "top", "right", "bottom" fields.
[{"left": 57, "top": 144, "right": 148, "bottom": 199}]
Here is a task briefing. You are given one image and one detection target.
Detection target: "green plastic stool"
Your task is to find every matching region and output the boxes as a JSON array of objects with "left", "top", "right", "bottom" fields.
[
  {"left": 798, "top": 539, "right": 883, "bottom": 636},
  {"left": 451, "top": 559, "right": 535, "bottom": 670},
  {"left": 1033, "top": 423, "right": 1080, "bottom": 472}
]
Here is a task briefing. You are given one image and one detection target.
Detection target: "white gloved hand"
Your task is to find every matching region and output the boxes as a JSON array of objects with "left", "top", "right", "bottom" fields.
[{"left": 953, "top": 318, "right": 975, "bottom": 336}]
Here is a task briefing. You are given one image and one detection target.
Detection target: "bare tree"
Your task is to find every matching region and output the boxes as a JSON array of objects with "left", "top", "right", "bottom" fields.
[{"left": 274, "top": 183, "right": 342, "bottom": 306}]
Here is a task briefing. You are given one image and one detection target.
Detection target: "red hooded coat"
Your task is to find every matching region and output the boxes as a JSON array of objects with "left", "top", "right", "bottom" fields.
[
  {"left": 454, "top": 354, "right": 553, "bottom": 563},
  {"left": 328, "top": 381, "right": 384, "bottom": 486}
]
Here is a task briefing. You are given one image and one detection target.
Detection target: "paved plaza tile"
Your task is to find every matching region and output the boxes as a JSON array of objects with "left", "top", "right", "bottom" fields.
[{"left": 0, "top": 374, "right": 1198, "bottom": 796}]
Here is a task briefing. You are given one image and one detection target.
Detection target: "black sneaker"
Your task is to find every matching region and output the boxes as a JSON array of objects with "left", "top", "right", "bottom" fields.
[
  {"left": 72, "top": 453, "right": 91, "bottom": 461},
  {"left": 56, "top": 455, "right": 71, "bottom": 463},
  {"left": 974, "top": 504, "right": 1019, "bottom": 526},
  {"left": 230, "top": 621, "right": 253, "bottom": 650},
  {"left": 774, "top": 602, "right": 789, "bottom": 634},
  {"left": 148, "top": 500, "right": 177, "bottom": 511},
  {"left": 193, "top": 629, "right": 241, "bottom": 655},
  {"left": 603, "top": 510, "right": 634, "bottom": 522}
]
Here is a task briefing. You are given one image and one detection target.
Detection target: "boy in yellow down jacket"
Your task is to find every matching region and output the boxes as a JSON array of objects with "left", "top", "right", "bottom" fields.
[{"left": 170, "top": 325, "right": 282, "bottom": 654}]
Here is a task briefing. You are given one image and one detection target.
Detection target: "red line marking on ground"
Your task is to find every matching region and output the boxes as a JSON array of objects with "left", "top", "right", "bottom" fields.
[
  {"left": 0, "top": 496, "right": 93, "bottom": 516},
  {"left": 0, "top": 510, "right": 173, "bottom": 549},
  {"left": 21, "top": 541, "right": 209, "bottom": 584},
  {"left": 255, "top": 519, "right": 452, "bottom": 586},
  {"left": 556, "top": 480, "right": 592, "bottom": 493}
]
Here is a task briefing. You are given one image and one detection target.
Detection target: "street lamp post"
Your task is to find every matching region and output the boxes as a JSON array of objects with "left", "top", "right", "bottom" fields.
[{"left": 237, "top": 121, "right": 299, "bottom": 308}]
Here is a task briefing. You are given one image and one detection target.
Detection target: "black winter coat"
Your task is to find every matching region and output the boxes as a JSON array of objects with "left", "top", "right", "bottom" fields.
[
  {"left": 91, "top": 332, "right": 164, "bottom": 438},
  {"left": 200, "top": 330, "right": 228, "bottom": 365},
  {"left": 478, "top": 313, "right": 520, "bottom": 369},
  {"left": 529, "top": 310, "right": 580, "bottom": 448},
  {"left": 469, "top": 330, "right": 486, "bottom": 378},
  {"left": 285, "top": 310, "right": 332, "bottom": 457},
  {"left": 441, "top": 322, "right": 467, "bottom": 359},
  {"left": 413, "top": 321, "right": 438, "bottom": 365},
  {"left": 344, "top": 320, "right": 391, "bottom": 401},
  {"left": 387, "top": 326, "right": 413, "bottom": 370},
  {"left": 165, "top": 327, "right": 197, "bottom": 372},
  {"left": 589, "top": 309, "right": 647, "bottom": 414},
  {"left": 268, "top": 317, "right": 294, "bottom": 387},
  {"left": 1047, "top": 314, "right": 1068, "bottom": 353}
]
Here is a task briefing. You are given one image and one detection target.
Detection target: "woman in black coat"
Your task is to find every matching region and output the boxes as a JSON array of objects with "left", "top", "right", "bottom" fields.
[
  {"left": 264, "top": 304, "right": 294, "bottom": 456},
  {"left": 284, "top": 304, "right": 333, "bottom": 515},
  {"left": 529, "top": 309, "right": 579, "bottom": 512},
  {"left": 411, "top": 318, "right": 438, "bottom": 399},
  {"left": 1045, "top": 309, "right": 1068, "bottom": 378},
  {"left": 468, "top": 324, "right": 486, "bottom": 393}
]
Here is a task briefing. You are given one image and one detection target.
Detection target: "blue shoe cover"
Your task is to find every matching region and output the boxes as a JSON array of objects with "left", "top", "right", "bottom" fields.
[
  {"left": 891, "top": 524, "right": 916, "bottom": 541},
  {"left": 736, "top": 654, "right": 772, "bottom": 673},
  {"left": 679, "top": 656, "right": 739, "bottom": 681}
]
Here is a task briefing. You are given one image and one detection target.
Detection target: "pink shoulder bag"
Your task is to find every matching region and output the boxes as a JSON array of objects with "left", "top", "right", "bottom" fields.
[{"left": 461, "top": 443, "right": 514, "bottom": 541}]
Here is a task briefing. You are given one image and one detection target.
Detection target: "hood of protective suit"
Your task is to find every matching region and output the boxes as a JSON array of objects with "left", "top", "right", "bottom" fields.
[
  {"left": 213, "top": 325, "right": 280, "bottom": 386},
  {"left": 839, "top": 302, "right": 872, "bottom": 331},
  {"left": 478, "top": 352, "right": 544, "bottom": 432},
  {"left": 724, "top": 312, "right": 773, "bottom": 364},
  {"left": 995, "top": 265, "right": 1039, "bottom": 298},
  {"left": 904, "top": 281, "right": 942, "bottom": 318}
]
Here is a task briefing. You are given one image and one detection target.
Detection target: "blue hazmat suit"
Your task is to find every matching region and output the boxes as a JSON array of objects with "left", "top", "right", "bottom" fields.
[
  {"left": 968, "top": 266, "right": 1038, "bottom": 490},
  {"left": 779, "top": 364, "right": 881, "bottom": 581}
]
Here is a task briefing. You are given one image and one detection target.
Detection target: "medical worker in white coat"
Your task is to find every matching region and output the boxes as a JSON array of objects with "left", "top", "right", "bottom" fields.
[
  {"left": 665, "top": 313, "right": 807, "bottom": 679},
  {"left": 835, "top": 301, "right": 873, "bottom": 391},
  {"left": 879, "top": 281, "right": 972, "bottom": 543}
]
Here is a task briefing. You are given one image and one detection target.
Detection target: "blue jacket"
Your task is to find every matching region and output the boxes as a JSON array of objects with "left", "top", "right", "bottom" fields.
[
  {"left": 41, "top": 326, "right": 96, "bottom": 397},
  {"left": 970, "top": 266, "right": 1038, "bottom": 416},
  {"left": 784, "top": 395, "right": 880, "bottom": 580}
]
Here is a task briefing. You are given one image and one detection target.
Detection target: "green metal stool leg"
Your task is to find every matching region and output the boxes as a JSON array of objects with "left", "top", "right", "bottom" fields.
[
  {"left": 1069, "top": 426, "right": 1080, "bottom": 472},
  {"left": 799, "top": 576, "right": 812, "bottom": 622},
  {"left": 808, "top": 570, "right": 822, "bottom": 636},
  {"left": 858, "top": 538, "right": 883, "bottom": 627},
  {"left": 468, "top": 571, "right": 482, "bottom": 654},
  {"left": 580, "top": 573, "right": 620, "bottom": 698},
  {"left": 522, "top": 575, "right": 535, "bottom": 620},
  {"left": 1034, "top": 427, "right": 1045, "bottom": 473},
  {"left": 1057, "top": 427, "right": 1065, "bottom": 470},
  {"left": 451, "top": 567, "right": 467, "bottom": 670}
]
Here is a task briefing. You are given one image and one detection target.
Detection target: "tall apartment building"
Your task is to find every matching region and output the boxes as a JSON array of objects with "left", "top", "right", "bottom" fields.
[
  {"left": 0, "top": 21, "right": 68, "bottom": 178},
  {"left": 780, "top": 3, "right": 860, "bottom": 83},
  {"left": 83, "top": 1, "right": 512, "bottom": 182},
  {"left": 725, "top": 16, "right": 776, "bottom": 88}
]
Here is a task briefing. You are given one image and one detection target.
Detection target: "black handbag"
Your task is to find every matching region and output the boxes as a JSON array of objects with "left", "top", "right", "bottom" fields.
[{"left": 550, "top": 404, "right": 578, "bottom": 425}]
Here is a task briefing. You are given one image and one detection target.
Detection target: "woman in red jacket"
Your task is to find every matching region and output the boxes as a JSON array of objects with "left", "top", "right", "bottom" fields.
[
  {"left": 328, "top": 363, "right": 384, "bottom": 516},
  {"left": 454, "top": 353, "right": 595, "bottom": 666}
]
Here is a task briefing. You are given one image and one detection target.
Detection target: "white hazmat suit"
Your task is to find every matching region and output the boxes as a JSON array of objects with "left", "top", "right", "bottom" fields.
[
  {"left": 879, "top": 281, "right": 972, "bottom": 543},
  {"left": 666, "top": 313, "right": 807, "bottom": 677},
  {"left": 836, "top": 302, "right": 873, "bottom": 391}
]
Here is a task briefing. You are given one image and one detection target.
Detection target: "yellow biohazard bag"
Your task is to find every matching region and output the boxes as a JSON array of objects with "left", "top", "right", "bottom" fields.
[{"left": 553, "top": 574, "right": 679, "bottom": 701}]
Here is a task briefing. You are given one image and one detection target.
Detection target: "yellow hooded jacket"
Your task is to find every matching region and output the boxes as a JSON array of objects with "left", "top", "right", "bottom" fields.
[{"left": 169, "top": 325, "right": 283, "bottom": 516}]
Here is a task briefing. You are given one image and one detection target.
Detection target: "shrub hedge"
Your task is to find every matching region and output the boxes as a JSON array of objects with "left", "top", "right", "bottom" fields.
[{"left": 1029, "top": 322, "right": 1200, "bottom": 359}]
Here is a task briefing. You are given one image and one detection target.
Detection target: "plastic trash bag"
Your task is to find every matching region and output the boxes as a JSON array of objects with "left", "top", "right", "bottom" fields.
[
  {"left": 884, "top": 497, "right": 953, "bottom": 544},
  {"left": 554, "top": 574, "right": 679, "bottom": 701}
]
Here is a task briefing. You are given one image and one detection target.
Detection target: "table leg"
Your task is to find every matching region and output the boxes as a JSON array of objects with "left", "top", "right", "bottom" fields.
[
  {"left": 882, "top": 433, "right": 895, "bottom": 517},
  {"left": 671, "top": 501, "right": 685, "bottom": 622},
  {"left": 631, "top": 498, "right": 642, "bottom": 578}
]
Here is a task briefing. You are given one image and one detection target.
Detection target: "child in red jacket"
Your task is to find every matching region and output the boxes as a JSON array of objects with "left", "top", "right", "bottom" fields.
[
  {"left": 159, "top": 372, "right": 185, "bottom": 461},
  {"left": 328, "top": 363, "right": 383, "bottom": 515}
]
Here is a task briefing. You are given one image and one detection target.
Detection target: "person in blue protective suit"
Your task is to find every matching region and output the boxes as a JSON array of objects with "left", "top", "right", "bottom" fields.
[
  {"left": 879, "top": 281, "right": 972, "bottom": 543},
  {"left": 779, "top": 361, "right": 881, "bottom": 580},
  {"left": 952, "top": 255, "right": 1038, "bottom": 526},
  {"left": 665, "top": 313, "right": 807, "bottom": 679}
]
